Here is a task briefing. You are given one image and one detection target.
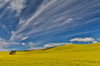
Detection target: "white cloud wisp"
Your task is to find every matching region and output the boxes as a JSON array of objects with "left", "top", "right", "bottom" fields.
[{"left": 70, "top": 37, "right": 97, "bottom": 43}]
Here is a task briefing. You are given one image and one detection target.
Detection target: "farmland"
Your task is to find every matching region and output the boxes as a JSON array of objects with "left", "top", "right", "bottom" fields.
[{"left": 0, "top": 43, "right": 100, "bottom": 66}]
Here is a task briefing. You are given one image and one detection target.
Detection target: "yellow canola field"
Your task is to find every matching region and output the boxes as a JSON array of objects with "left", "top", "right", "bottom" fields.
[{"left": 0, "top": 43, "right": 100, "bottom": 66}]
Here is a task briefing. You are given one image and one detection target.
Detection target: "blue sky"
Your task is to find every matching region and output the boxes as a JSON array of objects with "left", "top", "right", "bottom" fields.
[{"left": 0, "top": 0, "right": 100, "bottom": 51}]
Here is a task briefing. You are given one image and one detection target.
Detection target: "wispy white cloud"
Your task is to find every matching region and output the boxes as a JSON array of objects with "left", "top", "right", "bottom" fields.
[
  {"left": 61, "top": 18, "right": 74, "bottom": 25},
  {"left": 20, "top": 36, "right": 29, "bottom": 41},
  {"left": 70, "top": 37, "right": 95, "bottom": 42},
  {"left": 0, "top": 0, "right": 27, "bottom": 19},
  {"left": 0, "top": 37, "right": 20, "bottom": 51},
  {"left": 28, "top": 42, "right": 44, "bottom": 50},
  {"left": 28, "top": 42, "right": 72, "bottom": 50},
  {"left": 22, "top": 43, "right": 26, "bottom": 46},
  {"left": 44, "top": 43, "right": 72, "bottom": 48},
  {"left": 92, "top": 41, "right": 98, "bottom": 44},
  {"left": 7, "top": 0, "right": 26, "bottom": 15},
  {"left": 0, "top": 48, "right": 10, "bottom": 51},
  {"left": 0, "top": 0, "right": 10, "bottom": 9}
]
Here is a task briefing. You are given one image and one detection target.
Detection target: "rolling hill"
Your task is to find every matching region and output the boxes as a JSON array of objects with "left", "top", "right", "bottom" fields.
[{"left": 0, "top": 43, "right": 100, "bottom": 66}]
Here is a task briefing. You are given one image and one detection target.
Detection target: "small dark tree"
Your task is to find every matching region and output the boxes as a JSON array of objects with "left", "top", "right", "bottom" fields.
[{"left": 9, "top": 50, "right": 16, "bottom": 55}]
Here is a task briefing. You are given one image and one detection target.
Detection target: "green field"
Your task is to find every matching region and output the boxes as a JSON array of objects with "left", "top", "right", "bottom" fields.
[{"left": 0, "top": 43, "right": 100, "bottom": 66}]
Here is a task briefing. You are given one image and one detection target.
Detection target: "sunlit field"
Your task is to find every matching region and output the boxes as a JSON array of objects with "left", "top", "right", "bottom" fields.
[{"left": 0, "top": 43, "right": 100, "bottom": 66}]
